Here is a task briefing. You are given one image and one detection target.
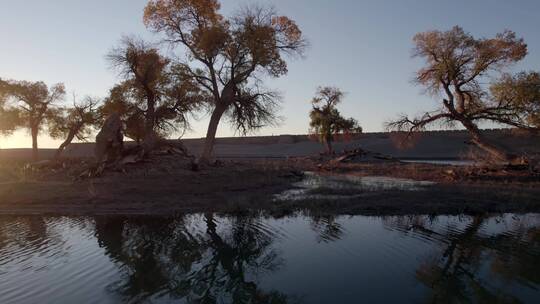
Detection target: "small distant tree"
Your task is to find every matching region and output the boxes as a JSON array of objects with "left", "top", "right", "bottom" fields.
[
  {"left": 0, "top": 79, "right": 65, "bottom": 160},
  {"left": 48, "top": 96, "right": 101, "bottom": 159},
  {"left": 387, "top": 26, "right": 536, "bottom": 163},
  {"left": 309, "top": 87, "right": 362, "bottom": 154},
  {"left": 144, "top": 0, "right": 307, "bottom": 161},
  {"left": 106, "top": 37, "right": 203, "bottom": 152}
]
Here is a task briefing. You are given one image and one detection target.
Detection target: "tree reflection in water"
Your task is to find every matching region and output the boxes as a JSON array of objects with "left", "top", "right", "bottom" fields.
[
  {"left": 0, "top": 216, "right": 70, "bottom": 264},
  {"left": 1, "top": 213, "right": 539, "bottom": 303},
  {"left": 309, "top": 215, "right": 345, "bottom": 243},
  {"left": 0, "top": 216, "right": 49, "bottom": 249},
  {"left": 384, "top": 215, "right": 540, "bottom": 304},
  {"left": 94, "top": 214, "right": 298, "bottom": 303}
]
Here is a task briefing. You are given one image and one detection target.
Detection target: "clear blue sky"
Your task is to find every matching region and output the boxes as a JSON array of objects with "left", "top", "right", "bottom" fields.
[{"left": 1, "top": 0, "right": 539, "bottom": 148}]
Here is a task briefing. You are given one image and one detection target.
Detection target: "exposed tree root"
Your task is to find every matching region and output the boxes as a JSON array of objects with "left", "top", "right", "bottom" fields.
[{"left": 79, "top": 140, "right": 194, "bottom": 179}]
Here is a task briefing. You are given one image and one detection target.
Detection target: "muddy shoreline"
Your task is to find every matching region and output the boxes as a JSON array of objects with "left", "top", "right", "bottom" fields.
[{"left": 1, "top": 157, "right": 539, "bottom": 216}]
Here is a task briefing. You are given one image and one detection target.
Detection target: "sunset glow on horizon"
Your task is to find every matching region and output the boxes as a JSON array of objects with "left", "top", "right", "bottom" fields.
[{"left": 2, "top": 0, "right": 540, "bottom": 148}]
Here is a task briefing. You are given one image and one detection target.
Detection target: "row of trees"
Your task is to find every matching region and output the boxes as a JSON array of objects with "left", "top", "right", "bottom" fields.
[
  {"left": 0, "top": 80, "right": 97, "bottom": 160},
  {"left": 0, "top": 0, "right": 308, "bottom": 162},
  {"left": 1, "top": 1, "right": 539, "bottom": 163}
]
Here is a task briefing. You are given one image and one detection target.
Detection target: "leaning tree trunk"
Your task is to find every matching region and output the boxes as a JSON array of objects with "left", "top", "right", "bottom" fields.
[
  {"left": 469, "top": 136, "right": 514, "bottom": 162},
  {"left": 460, "top": 119, "right": 516, "bottom": 163},
  {"left": 31, "top": 126, "right": 39, "bottom": 161},
  {"left": 201, "top": 103, "right": 227, "bottom": 162},
  {"left": 54, "top": 128, "right": 79, "bottom": 160}
]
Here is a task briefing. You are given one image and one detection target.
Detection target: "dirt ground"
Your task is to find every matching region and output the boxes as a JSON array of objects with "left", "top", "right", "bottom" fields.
[
  {"left": 0, "top": 156, "right": 302, "bottom": 215},
  {"left": 0, "top": 155, "right": 539, "bottom": 216}
]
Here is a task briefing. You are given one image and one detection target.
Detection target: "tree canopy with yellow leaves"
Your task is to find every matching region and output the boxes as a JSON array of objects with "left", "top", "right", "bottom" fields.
[{"left": 143, "top": 0, "right": 308, "bottom": 161}]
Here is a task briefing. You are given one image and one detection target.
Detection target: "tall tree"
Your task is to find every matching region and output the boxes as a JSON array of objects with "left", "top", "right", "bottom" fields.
[
  {"left": 0, "top": 79, "right": 65, "bottom": 160},
  {"left": 107, "top": 37, "right": 169, "bottom": 151},
  {"left": 309, "top": 87, "right": 361, "bottom": 154},
  {"left": 48, "top": 96, "right": 101, "bottom": 159},
  {"left": 144, "top": 0, "right": 307, "bottom": 161},
  {"left": 106, "top": 37, "right": 203, "bottom": 152},
  {"left": 387, "top": 26, "right": 536, "bottom": 163}
]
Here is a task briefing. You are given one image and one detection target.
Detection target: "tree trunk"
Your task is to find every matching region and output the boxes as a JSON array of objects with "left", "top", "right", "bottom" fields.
[
  {"left": 54, "top": 128, "right": 78, "bottom": 160},
  {"left": 460, "top": 119, "right": 516, "bottom": 163},
  {"left": 323, "top": 135, "right": 333, "bottom": 155},
  {"left": 142, "top": 94, "right": 157, "bottom": 153},
  {"left": 31, "top": 126, "right": 39, "bottom": 161},
  {"left": 201, "top": 104, "right": 227, "bottom": 162}
]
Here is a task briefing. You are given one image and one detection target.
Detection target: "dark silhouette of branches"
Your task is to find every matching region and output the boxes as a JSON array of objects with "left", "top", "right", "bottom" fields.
[
  {"left": 105, "top": 36, "right": 205, "bottom": 152},
  {"left": 144, "top": 0, "right": 308, "bottom": 161},
  {"left": 387, "top": 26, "right": 537, "bottom": 163},
  {"left": 49, "top": 95, "right": 101, "bottom": 159},
  {"left": 0, "top": 78, "right": 65, "bottom": 160}
]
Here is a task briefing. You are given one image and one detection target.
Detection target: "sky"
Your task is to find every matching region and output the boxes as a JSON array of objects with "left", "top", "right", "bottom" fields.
[{"left": 1, "top": 0, "right": 540, "bottom": 148}]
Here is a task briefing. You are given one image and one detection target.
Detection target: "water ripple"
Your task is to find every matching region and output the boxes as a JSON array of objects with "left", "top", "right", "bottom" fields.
[{"left": 0, "top": 213, "right": 539, "bottom": 304}]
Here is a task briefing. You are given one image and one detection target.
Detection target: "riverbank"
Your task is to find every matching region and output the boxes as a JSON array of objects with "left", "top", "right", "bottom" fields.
[{"left": 0, "top": 155, "right": 539, "bottom": 216}]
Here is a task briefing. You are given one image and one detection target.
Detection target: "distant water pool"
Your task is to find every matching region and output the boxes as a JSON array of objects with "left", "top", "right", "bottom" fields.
[
  {"left": 1, "top": 213, "right": 539, "bottom": 303},
  {"left": 401, "top": 159, "right": 474, "bottom": 166},
  {"left": 275, "top": 172, "right": 435, "bottom": 201}
]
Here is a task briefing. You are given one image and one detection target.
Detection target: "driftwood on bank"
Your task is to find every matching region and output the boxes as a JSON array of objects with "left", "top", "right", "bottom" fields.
[
  {"left": 443, "top": 163, "right": 540, "bottom": 183},
  {"left": 331, "top": 148, "right": 398, "bottom": 164},
  {"left": 75, "top": 113, "right": 194, "bottom": 178},
  {"left": 312, "top": 148, "right": 399, "bottom": 171},
  {"left": 81, "top": 139, "right": 193, "bottom": 179}
]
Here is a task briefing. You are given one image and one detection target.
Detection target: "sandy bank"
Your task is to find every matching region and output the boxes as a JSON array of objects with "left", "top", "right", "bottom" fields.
[{"left": 0, "top": 157, "right": 539, "bottom": 216}]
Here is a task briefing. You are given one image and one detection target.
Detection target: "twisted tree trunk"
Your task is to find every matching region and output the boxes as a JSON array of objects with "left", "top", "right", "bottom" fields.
[
  {"left": 54, "top": 129, "right": 77, "bottom": 160},
  {"left": 95, "top": 113, "right": 124, "bottom": 163}
]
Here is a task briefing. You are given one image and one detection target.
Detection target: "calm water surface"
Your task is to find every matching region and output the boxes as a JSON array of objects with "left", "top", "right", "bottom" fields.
[
  {"left": 1, "top": 213, "right": 539, "bottom": 303},
  {"left": 402, "top": 159, "right": 474, "bottom": 166},
  {"left": 275, "top": 172, "right": 434, "bottom": 201}
]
